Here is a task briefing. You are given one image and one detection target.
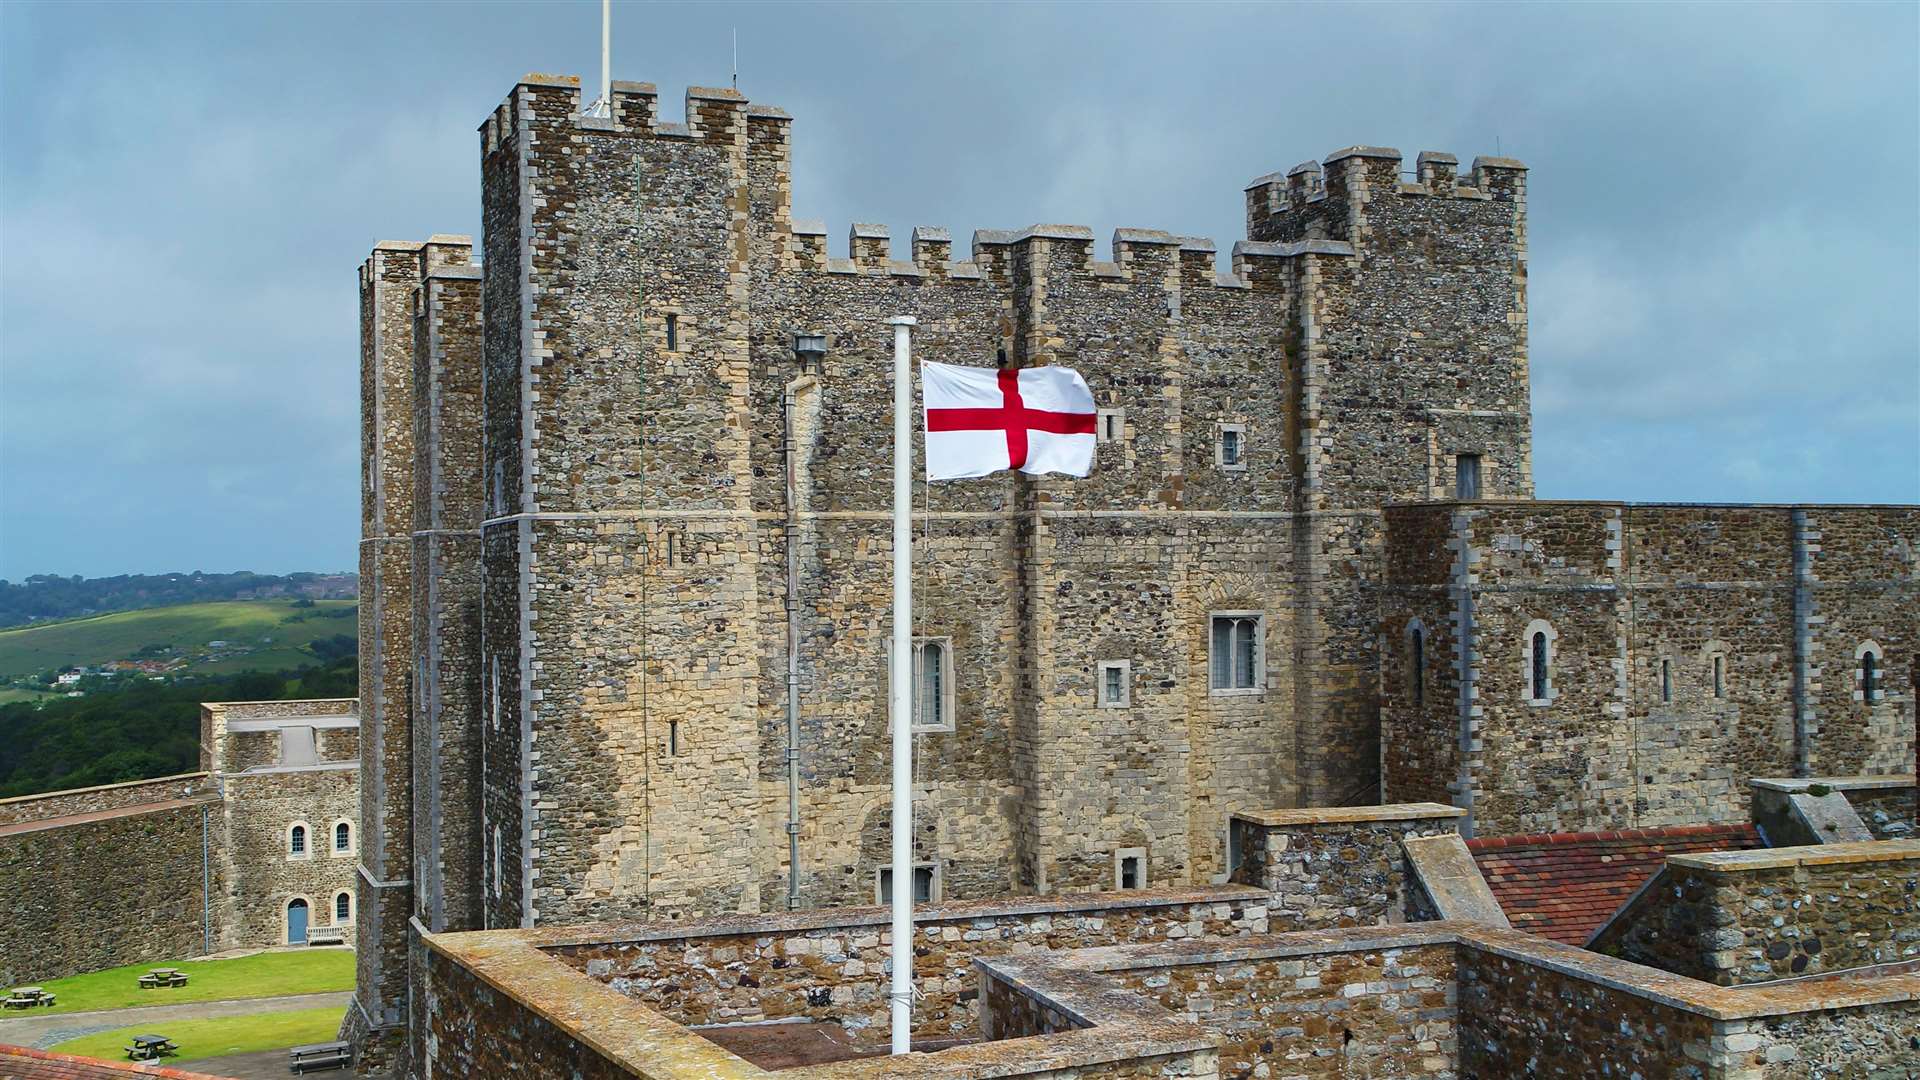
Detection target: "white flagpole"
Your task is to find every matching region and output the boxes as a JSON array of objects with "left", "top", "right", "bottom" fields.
[{"left": 886, "top": 314, "right": 917, "bottom": 1055}]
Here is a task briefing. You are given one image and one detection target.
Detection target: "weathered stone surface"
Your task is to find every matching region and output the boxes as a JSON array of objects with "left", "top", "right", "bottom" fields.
[
  {"left": 1592, "top": 840, "right": 1920, "bottom": 984},
  {"left": 1230, "top": 803, "right": 1464, "bottom": 927}
]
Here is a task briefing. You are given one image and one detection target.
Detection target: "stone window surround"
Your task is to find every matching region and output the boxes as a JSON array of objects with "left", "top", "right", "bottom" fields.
[
  {"left": 1113, "top": 847, "right": 1148, "bottom": 890},
  {"left": 1097, "top": 407, "right": 1125, "bottom": 444},
  {"left": 285, "top": 895, "right": 313, "bottom": 944},
  {"left": 874, "top": 861, "right": 941, "bottom": 905},
  {"left": 1405, "top": 618, "right": 1427, "bottom": 707},
  {"left": 1096, "top": 659, "right": 1131, "bottom": 709},
  {"left": 886, "top": 636, "right": 956, "bottom": 734},
  {"left": 1208, "top": 610, "right": 1266, "bottom": 696},
  {"left": 287, "top": 820, "right": 313, "bottom": 860},
  {"left": 1214, "top": 422, "right": 1248, "bottom": 472},
  {"left": 1702, "top": 639, "right": 1731, "bottom": 701},
  {"left": 1522, "top": 619, "right": 1558, "bottom": 707},
  {"left": 330, "top": 817, "right": 355, "bottom": 857},
  {"left": 1853, "top": 640, "right": 1885, "bottom": 703}
]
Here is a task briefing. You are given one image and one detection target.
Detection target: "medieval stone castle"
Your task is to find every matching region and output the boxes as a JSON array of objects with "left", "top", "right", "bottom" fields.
[{"left": 330, "top": 72, "right": 1918, "bottom": 1074}]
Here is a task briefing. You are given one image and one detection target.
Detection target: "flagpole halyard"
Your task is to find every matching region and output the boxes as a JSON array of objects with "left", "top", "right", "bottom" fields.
[{"left": 886, "top": 314, "right": 917, "bottom": 1056}]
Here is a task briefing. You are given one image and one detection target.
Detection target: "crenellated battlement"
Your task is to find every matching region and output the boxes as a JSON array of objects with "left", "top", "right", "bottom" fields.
[{"left": 1245, "top": 145, "right": 1526, "bottom": 248}]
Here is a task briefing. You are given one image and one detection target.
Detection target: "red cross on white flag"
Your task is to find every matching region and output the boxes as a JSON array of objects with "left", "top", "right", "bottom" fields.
[{"left": 922, "top": 362, "right": 1097, "bottom": 480}]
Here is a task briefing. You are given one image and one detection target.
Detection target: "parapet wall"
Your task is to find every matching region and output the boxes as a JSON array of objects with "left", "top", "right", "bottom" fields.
[
  {"left": 1592, "top": 840, "right": 1920, "bottom": 984},
  {"left": 0, "top": 771, "right": 211, "bottom": 827}
]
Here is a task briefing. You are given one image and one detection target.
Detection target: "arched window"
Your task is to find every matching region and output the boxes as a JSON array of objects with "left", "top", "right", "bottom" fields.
[
  {"left": 1857, "top": 642, "right": 1884, "bottom": 703},
  {"left": 289, "top": 824, "right": 307, "bottom": 857},
  {"left": 334, "top": 822, "right": 351, "bottom": 853},
  {"left": 1522, "top": 620, "right": 1557, "bottom": 706},
  {"left": 335, "top": 891, "right": 352, "bottom": 923}
]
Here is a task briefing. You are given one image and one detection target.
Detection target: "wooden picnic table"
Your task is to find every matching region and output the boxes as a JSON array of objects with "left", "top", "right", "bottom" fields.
[
  {"left": 137, "top": 971, "right": 189, "bottom": 989},
  {"left": 125, "top": 1034, "right": 176, "bottom": 1061},
  {"left": 3, "top": 987, "right": 54, "bottom": 1009}
]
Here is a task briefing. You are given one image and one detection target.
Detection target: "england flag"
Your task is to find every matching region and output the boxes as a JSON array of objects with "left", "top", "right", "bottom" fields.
[{"left": 922, "top": 362, "right": 1097, "bottom": 481}]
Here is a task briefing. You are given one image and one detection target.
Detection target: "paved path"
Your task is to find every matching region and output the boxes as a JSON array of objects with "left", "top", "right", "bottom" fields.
[
  {"left": 0, "top": 990, "right": 351, "bottom": 1049},
  {"left": 189, "top": 1048, "right": 315, "bottom": 1079}
]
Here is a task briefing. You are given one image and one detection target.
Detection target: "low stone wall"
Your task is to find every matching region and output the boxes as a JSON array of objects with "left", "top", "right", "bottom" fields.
[
  {"left": 541, "top": 886, "right": 1269, "bottom": 1041},
  {"left": 1591, "top": 840, "right": 1920, "bottom": 985},
  {"left": 1229, "top": 803, "right": 1466, "bottom": 928},
  {"left": 986, "top": 923, "right": 1920, "bottom": 1080},
  {"left": 0, "top": 772, "right": 212, "bottom": 826},
  {"left": 1751, "top": 776, "right": 1914, "bottom": 845},
  {"left": 420, "top": 907, "right": 1920, "bottom": 1078},
  {"left": 0, "top": 794, "right": 221, "bottom": 984}
]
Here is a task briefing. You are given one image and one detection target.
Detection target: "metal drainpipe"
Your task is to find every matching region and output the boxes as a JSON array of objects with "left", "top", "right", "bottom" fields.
[{"left": 783, "top": 381, "right": 805, "bottom": 909}]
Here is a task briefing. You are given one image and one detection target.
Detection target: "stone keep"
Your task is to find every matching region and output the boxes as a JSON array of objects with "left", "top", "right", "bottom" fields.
[{"left": 449, "top": 73, "right": 1527, "bottom": 931}]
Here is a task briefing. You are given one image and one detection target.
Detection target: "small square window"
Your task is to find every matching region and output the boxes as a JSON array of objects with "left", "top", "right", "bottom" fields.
[
  {"left": 1114, "top": 847, "right": 1147, "bottom": 890},
  {"left": 1097, "top": 408, "right": 1125, "bottom": 444},
  {"left": 1209, "top": 612, "right": 1263, "bottom": 694},
  {"left": 1097, "top": 660, "right": 1131, "bottom": 708},
  {"left": 1216, "top": 424, "right": 1247, "bottom": 472},
  {"left": 876, "top": 864, "right": 938, "bottom": 904}
]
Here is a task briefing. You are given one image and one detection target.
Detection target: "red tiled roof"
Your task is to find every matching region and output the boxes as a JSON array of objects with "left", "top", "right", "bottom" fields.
[
  {"left": 0, "top": 1045, "right": 228, "bottom": 1080},
  {"left": 1467, "top": 823, "right": 1763, "bottom": 946}
]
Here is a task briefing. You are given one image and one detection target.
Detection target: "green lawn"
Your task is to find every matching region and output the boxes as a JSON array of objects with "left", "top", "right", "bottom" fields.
[
  {"left": 0, "top": 600, "right": 355, "bottom": 680},
  {"left": 49, "top": 1005, "right": 345, "bottom": 1063},
  {"left": 0, "top": 687, "right": 54, "bottom": 704},
  {"left": 23, "top": 949, "right": 354, "bottom": 1013}
]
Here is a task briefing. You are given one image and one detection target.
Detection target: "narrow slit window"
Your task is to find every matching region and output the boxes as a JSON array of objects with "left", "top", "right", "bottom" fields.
[
  {"left": 1861, "top": 649, "right": 1879, "bottom": 702},
  {"left": 491, "top": 825, "right": 502, "bottom": 899},
  {"left": 1097, "top": 408, "right": 1125, "bottom": 444},
  {"left": 1410, "top": 627, "right": 1425, "bottom": 707},
  {"left": 1712, "top": 655, "right": 1726, "bottom": 699},
  {"left": 1455, "top": 453, "right": 1482, "bottom": 500},
  {"left": 1531, "top": 632, "right": 1550, "bottom": 701},
  {"left": 917, "top": 641, "right": 946, "bottom": 730},
  {"left": 665, "top": 313, "right": 679, "bottom": 352},
  {"left": 668, "top": 720, "right": 680, "bottom": 756},
  {"left": 1661, "top": 659, "right": 1672, "bottom": 703}
]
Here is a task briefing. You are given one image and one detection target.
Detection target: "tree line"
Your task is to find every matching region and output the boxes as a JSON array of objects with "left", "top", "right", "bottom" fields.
[
  {"left": 0, "top": 571, "right": 357, "bottom": 628},
  {"left": 0, "top": 657, "right": 356, "bottom": 798}
]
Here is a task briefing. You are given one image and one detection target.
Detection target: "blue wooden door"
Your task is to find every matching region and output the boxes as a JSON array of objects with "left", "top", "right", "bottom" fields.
[{"left": 288, "top": 899, "right": 309, "bottom": 944}]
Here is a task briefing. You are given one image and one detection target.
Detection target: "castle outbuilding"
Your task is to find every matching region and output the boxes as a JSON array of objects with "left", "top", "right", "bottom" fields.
[{"left": 348, "top": 73, "right": 1916, "bottom": 1073}]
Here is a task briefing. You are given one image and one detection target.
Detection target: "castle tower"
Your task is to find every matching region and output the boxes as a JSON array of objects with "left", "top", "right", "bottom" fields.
[
  {"left": 350, "top": 241, "right": 421, "bottom": 1073},
  {"left": 1245, "top": 149, "right": 1532, "bottom": 805}
]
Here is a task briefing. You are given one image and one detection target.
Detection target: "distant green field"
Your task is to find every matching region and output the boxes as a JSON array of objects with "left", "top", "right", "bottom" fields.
[
  {"left": 0, "top": 687, "right": 55, "bottom": 704},
  {"left": 0, "top": 600, "right": 356, "bottom": 680}
]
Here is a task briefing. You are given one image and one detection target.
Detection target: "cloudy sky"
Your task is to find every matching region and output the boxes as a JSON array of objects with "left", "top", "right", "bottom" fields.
[{"left": 1, "top": 1, "right": 1914, "bottom": 579}]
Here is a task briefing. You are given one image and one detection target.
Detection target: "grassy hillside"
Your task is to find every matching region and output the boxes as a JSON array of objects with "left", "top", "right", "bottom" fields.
[{"left": 0, "top": 599, "right": 355, "bottom": 680}]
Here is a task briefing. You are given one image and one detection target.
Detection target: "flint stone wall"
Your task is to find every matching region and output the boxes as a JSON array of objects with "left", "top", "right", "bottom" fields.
[
  {"left": 1229, "top": 804, "right": 1466, "bottom": 928},
  {"left": 1591, "top": 841, "right": 1920, "bottom": 985},
  {"left": 0, "top": 795, "right": 219, "bottom": 984},
  {"left": 1382, "top": 502, "right": 1917, "bottom": 837}
]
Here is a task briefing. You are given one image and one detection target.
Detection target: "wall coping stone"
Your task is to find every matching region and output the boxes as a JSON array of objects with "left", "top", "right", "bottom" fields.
[
  {"left": 0, "top": 771, "right": 209, "bottom": 812},
  {"left": 1752, "top": 774, "right": 1915, "bottom": 793},
  {"left": 985, "top": 920, "right": 1920, "bottom": 1024},
  {"left": 522, "top": 884, "right": 1270, "bottom": 949},
  {"left": 1323, "top": 145, "right": 1402, "bottom": 163},
  {"left": 1230, "top": 239, "right": 1356, "bottom": 259},
  {"left": 1233, "top": 802, "right": 1464, "bottom": 827},
  {"left": 0, "top": 792, "right": 222, "bottom": 838},
  {"left": 1667, "top": 839, "right": 1919, "bottom": 873}
]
